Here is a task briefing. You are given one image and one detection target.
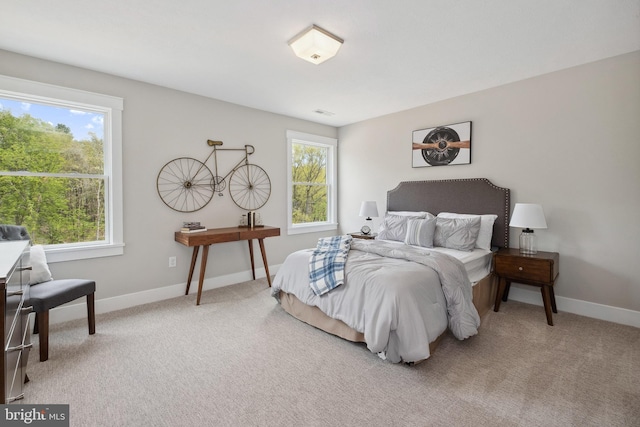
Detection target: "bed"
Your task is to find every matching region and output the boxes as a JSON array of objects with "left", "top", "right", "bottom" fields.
[{"left": 271, "top": 178, "right": 510, "bottom": 363}]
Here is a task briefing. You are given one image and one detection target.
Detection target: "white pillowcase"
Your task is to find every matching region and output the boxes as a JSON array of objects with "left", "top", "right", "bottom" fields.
[
  {"left": 437, "top": 212, "right": 498, "bottom": 250},
  {"left": 433, "top": 217, "right": 482, "bottom": 251},
  {"left": 377, "top": 214, "right": 425, "bottom": 242},
  {"left": 29, "top": 245, "right": 53, "bottom": 285},
  {"left": 404, "top": 217, "right": 437, "bottom": 248},
  {"left": 387, "top": 211, "right": 433, "bottom": 218}
]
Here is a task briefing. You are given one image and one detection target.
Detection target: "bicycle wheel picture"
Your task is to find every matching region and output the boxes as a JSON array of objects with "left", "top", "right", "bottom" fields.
[
  {"left": 229, "top": 164, "right": 271, "bottom": 210},
  {"left": 157, "top": 157, "right": 215, "bottom": 212},
  {"left": 421, "top": 126, "right": 461, "bottom": 166}
]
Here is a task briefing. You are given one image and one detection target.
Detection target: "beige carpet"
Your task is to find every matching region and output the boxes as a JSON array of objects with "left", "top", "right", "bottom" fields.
[{"left": 21, "top": 279, "right": 640, "bottom": 426}]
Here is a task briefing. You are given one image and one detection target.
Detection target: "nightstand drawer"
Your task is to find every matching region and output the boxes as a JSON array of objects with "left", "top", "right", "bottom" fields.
[{"left": 495, "top": 255, "right": 557, "bottom": 284}]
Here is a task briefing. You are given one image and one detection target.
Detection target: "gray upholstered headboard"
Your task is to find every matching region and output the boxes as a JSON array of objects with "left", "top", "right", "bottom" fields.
[{"left": 386, "top": 178, "right": 511, "bottom": 248}]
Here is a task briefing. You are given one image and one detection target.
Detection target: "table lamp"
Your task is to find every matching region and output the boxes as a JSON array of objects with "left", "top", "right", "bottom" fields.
[
  {"left": 509, "top": 203, "right": 547, "bottom": 254},
  {"left": 359, "top": 201, "right": 378, "bottom": 235}
]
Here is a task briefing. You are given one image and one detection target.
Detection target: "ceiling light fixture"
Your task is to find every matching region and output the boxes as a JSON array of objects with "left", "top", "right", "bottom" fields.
[{"left": 288, "top": 25, "right": 343, "bottom": 65}]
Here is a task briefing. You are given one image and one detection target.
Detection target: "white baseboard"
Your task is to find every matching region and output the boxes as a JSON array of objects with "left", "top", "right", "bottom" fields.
[
  {"left": 43, "top": 266, "right": 640, "bottom": 330},
  {"left": 508, "top": 287, "right": 640, "bottom": 328},
  {"left": 43, "top": 264, "right": 282, "bottom": 326}
]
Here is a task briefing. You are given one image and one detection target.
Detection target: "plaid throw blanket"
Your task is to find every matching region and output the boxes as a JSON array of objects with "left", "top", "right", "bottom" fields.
[{"left": 309, "top": 235, "right": 353, "bottom": 296}]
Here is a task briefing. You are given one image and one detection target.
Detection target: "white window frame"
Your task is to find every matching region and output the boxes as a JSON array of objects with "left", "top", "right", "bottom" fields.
[
  {"left": 0, "top": 75, "right": 124, "bottom": 262},
  {"left": 286, "top": 130, "right": 338, "bottom": 235}
]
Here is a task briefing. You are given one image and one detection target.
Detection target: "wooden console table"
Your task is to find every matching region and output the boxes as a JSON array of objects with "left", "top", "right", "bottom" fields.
[{"left": 175, "top": 226, "right": 280, "bottom": 305}]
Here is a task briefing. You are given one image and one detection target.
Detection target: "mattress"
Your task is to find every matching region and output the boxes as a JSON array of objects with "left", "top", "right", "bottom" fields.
[
  {"left": 376, "top": 239, "right": 493, "bottom": 284},
  {"left": 411, "top": 245, "right": 492, "bottom": 284},
  {"left": 272, "top": 240, "right": 486, "bottom": 363}
]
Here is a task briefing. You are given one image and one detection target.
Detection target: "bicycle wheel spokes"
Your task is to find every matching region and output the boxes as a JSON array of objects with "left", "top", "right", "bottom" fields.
[
  {"left": 229, "top": 164, "right": 271, "bottom": 210},
  {"left": 157, "top": 157, "right": 215, "bottom": 212}
]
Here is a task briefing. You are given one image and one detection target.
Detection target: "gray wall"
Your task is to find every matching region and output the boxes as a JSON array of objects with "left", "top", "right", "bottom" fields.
[
  {"left": 2, "top": 48, "right": 639, "bottom": 323},
  {"left": 338, "top": 51, "right": 640, "bottom": 314},
  {"left": 0, "top": 49, "right": 336, "bottom": 309}
]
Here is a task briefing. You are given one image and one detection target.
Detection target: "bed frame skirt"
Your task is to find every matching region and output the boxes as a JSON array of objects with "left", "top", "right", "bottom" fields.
[{"left": 278, "top": 271, "right": 497, "bottom": 356}]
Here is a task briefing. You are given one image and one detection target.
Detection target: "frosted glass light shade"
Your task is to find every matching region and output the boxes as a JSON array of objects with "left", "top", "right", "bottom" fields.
[
  {"left": 359, "top": 201, "right": 379, "bottom": 219},
  {"left": 509, "top": 203, "right": 547, "bottom": 229},
  {"left": 289, "top": 25, "right": 344, "bottom": 65}
]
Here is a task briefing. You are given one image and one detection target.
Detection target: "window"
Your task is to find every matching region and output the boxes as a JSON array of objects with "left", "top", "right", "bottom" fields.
[
  {"left": 0, "top": 75, "right": 123, "bottom": 262},
  {"left": 286, "top": 130, "right": 337, "bottom": 235}
]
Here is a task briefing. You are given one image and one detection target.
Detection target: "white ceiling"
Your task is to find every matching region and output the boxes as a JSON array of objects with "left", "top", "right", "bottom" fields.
[{"left": 2, "top": 1, "right": 639, "bottom": 127}]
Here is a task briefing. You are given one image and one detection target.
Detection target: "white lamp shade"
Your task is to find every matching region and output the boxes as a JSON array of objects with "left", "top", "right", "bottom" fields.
[
  {"left": 359, "top": 201, "right": 379, "bottom": 218},
  {"left": 288, "top": 25, "right": 343, "bottom": 65},
  {"left": 509, "top": 203, "right": 547, "bottom": 229}
]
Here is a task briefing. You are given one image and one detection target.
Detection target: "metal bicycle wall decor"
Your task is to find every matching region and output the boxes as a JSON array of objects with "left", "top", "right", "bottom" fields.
[{"left": 156, "top": 140, "right": 271, "bottom": 213}]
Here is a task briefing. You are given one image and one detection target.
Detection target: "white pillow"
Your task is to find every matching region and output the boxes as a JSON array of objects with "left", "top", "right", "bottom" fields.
[
  {"left": 433, "top": 217, "right": 482, "bottom": 251},
  {"left": 404, "top": 217, "right": 437, "bottom": 248},
  {"left": 29, "top": 245, "right": 53, "bottom": 285},
  {"left": 377, "top": 214, "right": 424, "bottom": 242},
  {"left": 437, "top": 212, "right": 498, "bottom": 250},
  {"left": 387, "top": 211, "right": 433, "bottom": 218}
]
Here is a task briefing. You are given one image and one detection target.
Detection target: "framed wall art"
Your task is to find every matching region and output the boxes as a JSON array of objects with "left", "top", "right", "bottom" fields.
[{"left": 412, "top": 121, "right": 471, "bottom": 168}]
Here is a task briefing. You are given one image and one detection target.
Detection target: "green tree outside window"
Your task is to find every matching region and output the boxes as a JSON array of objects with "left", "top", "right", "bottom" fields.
[
  {"left": 0, "top": 107, "right": 106, "bottom": 245},
  {"left": 291, "top": 143, "right": 328, "bottom": 224}
]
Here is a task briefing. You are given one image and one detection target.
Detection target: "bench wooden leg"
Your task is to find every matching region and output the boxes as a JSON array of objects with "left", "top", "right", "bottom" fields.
[
  {"left": 33, "top": 313, "right": 39, "bottom": 334},
  {"left": 34, "top": 294, "right": 95, "bottom": 362},
  {"left": 38, "top": 311, "right": 49, "bottom": 362},
  {"left": 87, "top": 293, "right": 96, "bottom": 335}
]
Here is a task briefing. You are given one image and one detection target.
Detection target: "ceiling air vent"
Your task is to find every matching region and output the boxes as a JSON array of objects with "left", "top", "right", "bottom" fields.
[{"left": 314, "top": 109, "right": 335, "bottom": 116}]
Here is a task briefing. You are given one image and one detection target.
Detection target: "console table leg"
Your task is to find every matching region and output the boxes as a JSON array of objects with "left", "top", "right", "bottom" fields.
[
  {"left": 258, "top": 238, "right": 272, "bottom": 287},
  {"left": 185, "top": 246, "right": 200, "bottom": 295},
  {"left": 248, "top": 239, "right": 256, "bottom": 280},
  {"left": 196, "top": 245, "right": 209, "bottom": 306}
]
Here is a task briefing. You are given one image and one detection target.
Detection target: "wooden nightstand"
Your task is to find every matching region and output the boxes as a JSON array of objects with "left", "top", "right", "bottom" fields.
[
  {"left": 349, "top": 232, "right": 377, "bottom": 240},
  {"left": 493, "top": 248, "right": 559, "bottom": 325}
]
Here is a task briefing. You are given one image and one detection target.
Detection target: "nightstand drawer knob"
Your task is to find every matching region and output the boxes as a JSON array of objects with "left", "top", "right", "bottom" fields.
[{"left": 518, "top": 267, "right": 523, "bottom": 271}]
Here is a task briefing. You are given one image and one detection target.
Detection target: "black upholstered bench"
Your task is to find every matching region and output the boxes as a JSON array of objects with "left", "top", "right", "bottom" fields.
[
  {"left": 30, "top": 279, "right": 96, "bottom": 361},
  {"left": 0, "top": 224, "right": 96, "bottom": 362}
]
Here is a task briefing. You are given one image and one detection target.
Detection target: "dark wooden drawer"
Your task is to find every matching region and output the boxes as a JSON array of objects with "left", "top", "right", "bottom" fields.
[
  {"left": 4, "top": 292, "right": 21, "bottom": 342},
  {"left": 495, "top": 249, "right": 559, "bottom": 286},
  {"left": 4, "top": 343, "right": 21, "bottom": 400},
  {"left": 1, "top": 240, "right": 31, "bottom": 403},
  {"left": 496, "top": 257, "right": 550, "bottom": 283},
  {"left": 5, "top": 347, "right": 27, "bottom": 403}
]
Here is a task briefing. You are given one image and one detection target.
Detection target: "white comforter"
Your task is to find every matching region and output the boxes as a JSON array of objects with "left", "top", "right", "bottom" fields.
[{"left": 271, "top": 239, "right": 480, "bottom": 363}]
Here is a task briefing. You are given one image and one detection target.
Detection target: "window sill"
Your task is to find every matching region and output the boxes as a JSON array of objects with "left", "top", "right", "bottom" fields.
[
  {"left": 45, "top": 243, "right": 125, "bottom": 263},
  {"left": 288, "top": 223, "right": 338, "bottom": 235}
]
